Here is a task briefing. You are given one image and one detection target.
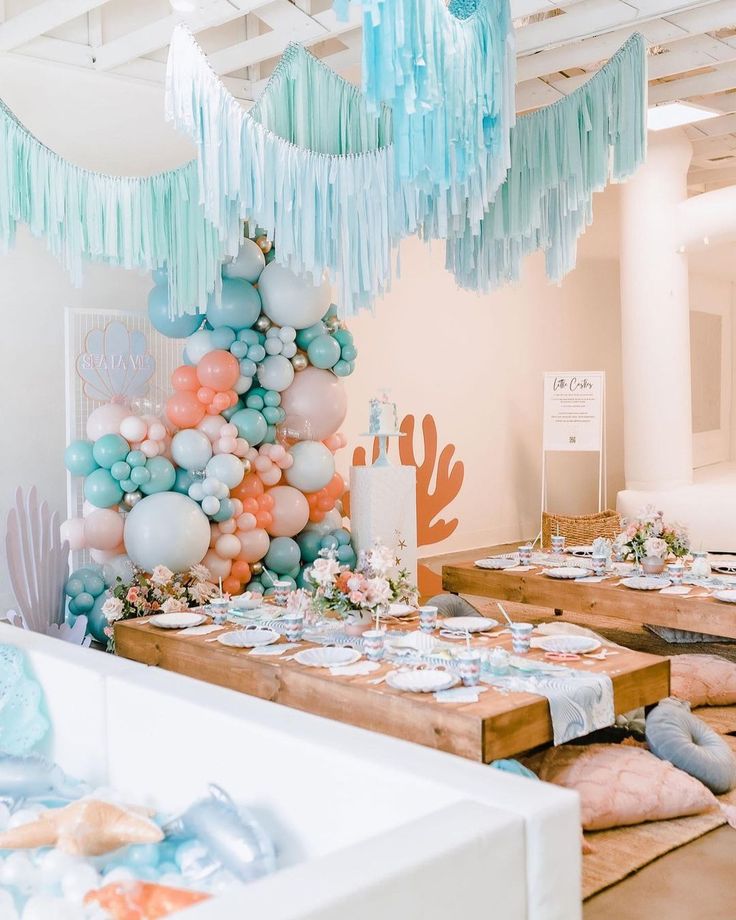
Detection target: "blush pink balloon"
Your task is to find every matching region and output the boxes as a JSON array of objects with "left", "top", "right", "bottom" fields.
[
  {"left": 237, "top": 528, "right": 270, "bottom": 562},
  {"left": 140, "top": 439, "right": 159, "bottom": 458},
  {"left": 83, "top": 509, "right": 125, "bottom": 551},
  {"left": 119, "top": 416, "right": 147, "bottom": 443},
  {"left": 233, "top": 438, "right": 249, "bottom": 457},
  {"left": 215, "top": 534, "right": 241, "bottom": 559},
  {"left": 221, "top": 424, "right": 238, "bottom": 439},
  {"left": 90, "top": 543, "right": 125, "bottom": 563},
  {"left": 60, "top": 518, "right": 86, "bottom": 551},
  {"left": 279, "top": 367, "right": 347, "bottom": 441},
  {"left": 254, "top": 456, "right": 271, "bottom": 473},
  {"left": 230, "top": 499, "right": 243, "bottom": 516},
  {"left": 236, "top": 512, "right": 257, "bottom": 532},
  {"left": 259, "top": 467, "right": 282, "bottom": 487},
  {"left": 209, "top": 523, "right": 219, "bottom": 548},
  {"left": 203, "top": 549, "right": 232, "bottom": 579},
  {"left": 266, "top": 486, "right": 310, "bottom": 537},
  {"left": 148, "top": 422, "right": 166, "bottom": 441},
  {"left": 217, "top": 437, "right": 237, "bottom": 454},
  {"left": 218, "top": 519, "right": 237, "bottom": 535},
  {"left": 86, "top": 402, "right": 130, "bottom": 441},
  {"left": 197, "top": 415, "right": 227, "bottom": 441}
]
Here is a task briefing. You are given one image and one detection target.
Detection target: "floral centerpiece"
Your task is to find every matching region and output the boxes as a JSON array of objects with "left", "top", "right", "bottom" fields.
[
  {"left": 309, "top": 542, "right": 417, "bottom": 627},
  {"left": 101, "top": 564, "right": 217, "bottom": 650},
  {"left": 614, "top": 506, "right": 690, "bottom": 565}
]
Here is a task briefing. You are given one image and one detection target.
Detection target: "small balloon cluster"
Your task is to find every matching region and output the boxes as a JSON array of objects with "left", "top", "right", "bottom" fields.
[
  {"left": 62, "top": 230, "right": 359, "bottom": 638},
  {"left": 64, "top": 560, "right": 134, "bottom": 643}
]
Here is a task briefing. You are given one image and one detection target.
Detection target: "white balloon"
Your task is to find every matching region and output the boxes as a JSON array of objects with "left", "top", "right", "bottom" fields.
[
  {"left": 265, "top": 338, "right": 282, "bottom": 355},
  {"left": 0, "top": 889, "right": 18, "bottom": 920},
  {"left": 202, "top": 477, "right": 220, "bottom": 496},
  {"left": 196, "top": 415, "right": 227, "bottom": 441},
  {"left": 119, "top": 415, "right": 147, "bottom": 442},
  {"left": 257, "top": 354, "right": 294, "bottom": 392},
  {"left": 171, "top": 429, "right": 213, "bottom": 471},
  {"left": 101, "top": 554, "right": 135, "bottom": 587},
  {"left": 222, "top": 238, "right": 266, "bottom": 284},
  {"left": 202, "top": 495, "right": 220, "bottom": 516},
  {"left": 61, "top": 862, "right": 99, "bottom": 904},
  {"left": 285, "top": 441, "right": 335, "bottom": 492},
  {"left": 86, "top": 403, "right": 130, "bottom": 441},
  {"left": 257, "top": 263, "right": 330, "bottom": 330},
  {"left": 304, "top": 507, "right": 343, "bottom": 535},
  {"left": 184, "top": 329, "right": 216, "bottom": 364},
  {"left": 206, "top": 453, "right": 245, "bottom": 489},
  {"left": 188, "top": 482, "right": 205, "bottom": 502},
  {"left": 124, "top": 493, "right": 210, "bottom": 572}
]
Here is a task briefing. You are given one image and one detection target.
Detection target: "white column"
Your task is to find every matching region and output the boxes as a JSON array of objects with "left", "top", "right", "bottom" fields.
[{"left": 619, "top": 129, "right": 693, "bottom": 491}]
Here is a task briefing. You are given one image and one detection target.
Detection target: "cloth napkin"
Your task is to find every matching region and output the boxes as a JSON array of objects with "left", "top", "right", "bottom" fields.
[
  {"left": 502, "top": 565, "right": 535, "bottom": 573},
  {"left": 434, "top": 686, "right": 489, "bottom": 703},
  {"left": 179, "top": 624, "right": 225, "bottom": 637},
  {"left": 482, "top": 665, "right": 614, "bottom": 745},
  {"left": 329, "top": 661, "right": 380, "bottom": 677},
  {"left": 249, "top": 643, "right": 300, "bottom": 656}
]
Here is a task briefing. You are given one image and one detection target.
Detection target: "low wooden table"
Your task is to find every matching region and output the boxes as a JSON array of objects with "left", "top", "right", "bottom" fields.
[
  {"left": 442, "top": 561, "right": 736, "bottom": 639},
  {"left": 115, "top": 618, "right": 669, "bottom": 762}
]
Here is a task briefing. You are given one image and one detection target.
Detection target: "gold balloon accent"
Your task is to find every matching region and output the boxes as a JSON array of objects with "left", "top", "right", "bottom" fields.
[
  {"left": 255, "top": 235, "right": 272, "bottom": 254},
  {"left": 251, "top": 562, "right": 263, "bottom": 576},
  {"left": 255, "top": 314, "right": 272, "bottom": 333},
  {"left": 242, "top": 459, "right": 252, "bottom": 475},
  {"left": 324, "top": 316, "right": 340, "bottom": 333},
  {"left": 291, "top": 353, "right": 308, "bottom": 372}
]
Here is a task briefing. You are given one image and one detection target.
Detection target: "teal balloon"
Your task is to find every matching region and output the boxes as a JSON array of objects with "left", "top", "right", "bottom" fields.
[
  {"left": 245, "top": 579, "right": 263, "bottom": 594},
  {"left": 230, "top": 341, "right": 248, "bottom": 359},
  {"left": 264, "top": 537, "right": 301, "bottom": 574},
  {"left": 262, "top": 406, "right": 281, "bottom": 425},
  {"left": 110, "top": 461, "right": 131, "bottom": 482},
  {"left": 126, "top": 450, "right": 146, "bottom": 468},
  {"left": 296, "top": 530, "right": 323, "bottom": 564},
  {"left": 296, "top": 566, "right": 315, "bottom": 591},
  {"left": 307, "top": 334, "right": 341, "bottom": 370},
  {"left": 340, "top": 344, "right": 357, "bottom": 362},
  {"left": 264, "top": 425, "right": 276, "bottom": 444},
  {"left": 231, "top": 408, "right": 267, "bottom": 446},
  {"left": 173, "top": 468, "right": 195, "bottom": 495},
  {"left": 211, "top": 326, "right": 236, "bottom": 349},
  {"left": 86, "top": 594, "right": 109, "bottom": 644},
  {"left": 68, "top": 597, "right": 81, "bottom": 616},
  {"left": 239, "top": 358, "right": 257, "bottom": 378},
  {"left": 120, "top": 479, "right": 137, "bottom": 493},
  {"left": 333, "top": 329, "right": 353, "bottom": 347},
  {"left": 92, "top": 434, "right": 130, "bottom": 470},
  {"left": 264, "top": 390, "right": 280, "bottom": 407},
  {"left": 152, "top": 267, "right": 168, "bottom": 286},
  {"left": 212, "top": 498, "right": 235, "bottom": 522},
  {"left": 64, "top": 576, "right": 84, "bottom": 598},
  {"left": 335, "top": 528, "right": 352, "bottom": 546},
  {"left": 295, "top": 322, "right": 326, "bottom": 350},
  {"left": 320, "top": 535, "right": 339, "bottom": 552},
  {"left": 64, "top": 440, "right": 97, "bottom": 477},
  {"left": 332, "top": 359, "right": 352, "bottom": 377},
  {"left": 245, "top": 393, "right": 264, "bottom": 410},
  {"left": 74, "top": 592, "right": 94, "bottom": 613},
  {"left": 130, "top": 466, "right": 151, "bottom": 486},
  {"left": 84, "top": 469, "right": 124, "bottom": 508},
  {"left": 237, "top": 329, "right": 261, "bottom": 346},
  {"left": 337, "top": 545, "right": 356, "bottom": 566},
  {"left": 222, "top": 400, "right": 243, "bottom": 421},
  {"left": 148, "top": 285, "right": 203, "bottom": 339},
  {"left": 139, "top": 457, "right": 176, "bottom": 495},
  {"left": 247, "top": 344, "right": 266, "bottom": 363},
  {"left": 265, "top": 575, "right": 296, "bottom": 595},
  {"left": 206, "top": 278, "right": 261, "bottom": 331},
  {"left": 83, "top": 573, "right": 106, "bottom": 596}
]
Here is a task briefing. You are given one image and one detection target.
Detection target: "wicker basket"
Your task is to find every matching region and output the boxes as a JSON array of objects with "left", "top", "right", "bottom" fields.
[{"left": 542, "top": 510, "right": 622, "bottom": 549}]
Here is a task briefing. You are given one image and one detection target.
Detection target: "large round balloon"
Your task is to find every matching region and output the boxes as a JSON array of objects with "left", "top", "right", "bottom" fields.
[
  {"left": 139, "top": 457, "right": 176, "bottom": 494},
  {"left": 206, "top": 278, "right": 261, "bottom": 331},
  {"left": 124, "top": 492, "right": 210, "bottom": 572},
  {"left": 285, "top": 441, "right": 335, "bottom": 493},
  {"left": 266, "top": 486, "right": 309, "bottom": 537},
  {"left": 264, "top": 537, "right": 301, "bottom": 574},
  {"left": 230, "top": 407, "right": 267, "bottom": 446},
  {"left": 236, "top": 528, "right": 270, "bottom": 563},
  {"left": 86, "top": 403, "right": 130, "bottom": 441},
  {"left": 222, "top": 239, "right": 266, "bottom": 284},
  {"left": 257, "top": 263, "right": 330, "bottom": 330},
  {"left": 279, "top": 367, "right": 347, "bottom": 441},
  {"left": 196, "top": 350, "right": 240, "bottom": 392},
  {"left": 166, "top": 391, "right": 206, "bottom": 429},
  {"left": 171, "top": 429, "right": 213, "bottom": 471},
  {"left": 256, "top": 355, "right": 294, "bottom": 393},
  {"left": 205, "top": 453, "right": 245, "bottom": 489},
  {"left": 148, "top": 285, "right": 203, "bottom": 339},
  {"left": 184, "top": 329, "right": 217, "bottom": 365},
  {"left": 87, "top": 594, "right": 110, "bottom": 644},
  {"left": 92, "top": 434, "right": 130, "bottom": 470},
  {"left": 84, "top": 469, "right": 124, "bottom": 508},
  {"left": 65, "top": 440, "right": 97, "bottom": 477}
]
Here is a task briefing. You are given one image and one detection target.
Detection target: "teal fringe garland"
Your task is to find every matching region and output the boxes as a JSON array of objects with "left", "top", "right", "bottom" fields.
[
  {"left": 446, "top": 33, "right": 647, "bottom": 292},
  {"left": 0, "top": 99, "right": 222, "bottom": 316}
]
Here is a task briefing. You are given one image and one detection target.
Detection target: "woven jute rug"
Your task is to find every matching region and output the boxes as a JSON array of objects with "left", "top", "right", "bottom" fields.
[{"left": 581, "top": 710, "right": 736, "bottom": 899}]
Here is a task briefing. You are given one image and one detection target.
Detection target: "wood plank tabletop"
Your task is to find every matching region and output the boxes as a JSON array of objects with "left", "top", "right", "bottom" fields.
[
  {"left": 114, "top": 617, "right": 669, "bottom": 762},
  {"left": 442, "top": 561, "right": 736, "bottom": 639}
]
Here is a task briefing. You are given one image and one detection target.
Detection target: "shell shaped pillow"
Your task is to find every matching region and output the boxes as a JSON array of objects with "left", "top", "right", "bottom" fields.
[
  {"left": 646, "top": 699, "right": 736, "bottom": 795},
  {"left": 526, "top": 743, "right": 720, "bottom": 831},
  {"left": 669, "top": 654, "right": 736, "bottom": 707}
]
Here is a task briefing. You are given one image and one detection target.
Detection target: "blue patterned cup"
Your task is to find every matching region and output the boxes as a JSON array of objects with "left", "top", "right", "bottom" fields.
[
  {"left": 668, "top": 563, "right": 685, "bottom": 586},
  {"left": 273, "top": 581, "right": 291, "bottom": 607},
  {"left": 518, "top": 544, "right": 533, "bottom": 565},
  {"left": 457, "top": 649, "right": 481, "bottom": 686},
  {"left": 510, "top": 623, "right": 533, "bottom": 655},
  {"left": 419, "top": 605, "right": 438, "bottom": 633},
  {"left": 591, "top": 555, "right": 606, "bottom": 576},
  {"left": 282, "top": 613, "right": 304, "bottom": 642},
  {"left": 363, "top": 629, "right": 386, "bottom": 661},
  {"left": 551, "top": 534, "right": 565, "bottom": 556}
]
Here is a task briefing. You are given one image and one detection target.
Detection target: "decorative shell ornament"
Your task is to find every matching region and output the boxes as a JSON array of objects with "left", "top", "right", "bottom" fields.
[{"left": 76, "top": 320, "right": 154, "bottom": 402}]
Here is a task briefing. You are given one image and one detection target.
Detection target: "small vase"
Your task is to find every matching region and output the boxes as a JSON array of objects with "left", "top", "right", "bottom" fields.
[
  {"left": 642, "top": 555, "right": 665, "bottom": 575},
  {"left": 344, "top": 610, "right": 373, "bottom": 636}
]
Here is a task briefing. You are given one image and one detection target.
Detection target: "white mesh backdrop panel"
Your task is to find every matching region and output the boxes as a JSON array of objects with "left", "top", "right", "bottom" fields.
[{"left": 64, "top": 307, "right": 183, "bottom": 568}]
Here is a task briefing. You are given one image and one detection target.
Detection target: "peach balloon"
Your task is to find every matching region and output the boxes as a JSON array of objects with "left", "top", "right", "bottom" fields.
[
  {"left": 326, "top": 473, "right": 345, "bottom": 499},
  {"left": 231, "top": 560, "right": 251, "bottom": 582},
  {"left": 84, "top": 509, "right": 124, "bottom": 551},
  {"left": 197, "top": 387, "right": 215, "bottom": 405},
  {"left": 255, "top": 511, "right": 272, "bottom": 529},
  {"left": 215, "top": 534, "right": 241, "bottom": 559},
  {"left": 237, "top": 528, "right": 270, "bottom": 562},
  {"left": 237, "top": 512, "right": 257, "bottom": 531},
  {"left": 196, "top": 350, "right": 240, "bottom": 391},
  {"left": 260, "top": 467, "right": 282, "bottom": 487},
  {"left": 219, "top": 519, "right": 237, "bottom": 534},
  {"left": 197, "top": 415, "right": 227, "bottom": 441},
  {"left": 202, "top": 549, "right": 232, "bottom": 579},
  {"left": 86, "top": 403, "right": 130, "bottom": 441},
  {"left": 223, "top": 576, "right": 242, "bottom": 596},
  {"left": 266, "top": 486, "right": 309, "bottom": 537},
  {"left": 172, "top": 365, "right": 199, "bottom": 392},
  {"left": 166, "top": 392, "right": 205, "bottom": 429},
  {"left": 231, "top": 473, "right": 263, "bottom": 502},
  {"left": 90, "top": 543, "right": 126, "bottom": 563},
  {"left": 260, "top": 493, "right": 275, "bottom": 511},
  {"left": 279, "top": 367, "right": 347, "bottom": 441},
  {"left": 60, "top": 518, "right": 86, "bottom": 551}
]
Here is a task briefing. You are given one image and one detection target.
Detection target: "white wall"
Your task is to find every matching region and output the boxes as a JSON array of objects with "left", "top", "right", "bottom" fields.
[{"left": 0, "top": 53, "right": 625, "bottom": 610}]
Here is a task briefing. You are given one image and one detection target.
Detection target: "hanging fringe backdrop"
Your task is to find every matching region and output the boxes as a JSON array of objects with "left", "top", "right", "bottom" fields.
[
  {"left": 446, "top": 33, "right": 647, "bottom": 292},
  {"left": 0, "top": 99, "right": 223, "bottom": 316}
]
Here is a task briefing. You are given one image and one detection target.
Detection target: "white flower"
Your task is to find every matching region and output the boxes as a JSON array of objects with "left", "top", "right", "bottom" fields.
[
  {"left": 644, "top": 537, "right": 667, "bottom": 560},
  {"left": 150, "top": 565, "right": 174, "bottom": 586},
  {"left": 367, "top": 543, "right": 395, "bottom": 577},
  {"left": 364, "top": 576, "right": 391, "bottom": 608},
  {"left": 310, "top": 557, "right": 340, "bottom": 588},
  {"left": 102, "top": 597, "right": 124, "bottom": 623},
  {"left": 190, "top": 581, "right": 216, "bottom": 605},
  {"left": 161, "top": 597, "right": 188, "bottom": 614},
  {"left": 189, "top": 563, "right": 211, "bottom": 582}
]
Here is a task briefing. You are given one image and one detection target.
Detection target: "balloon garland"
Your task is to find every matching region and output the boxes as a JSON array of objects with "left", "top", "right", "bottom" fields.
[{"left": 62, "top": 230, "right": 357, "bottom": 634}]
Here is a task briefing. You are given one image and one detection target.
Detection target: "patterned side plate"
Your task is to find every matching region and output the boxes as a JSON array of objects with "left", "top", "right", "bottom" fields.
[
  {"left": 475, "top": 557, "right": 519, "bottom": 570},
  {"left": 386, "top": 669, "right": 457, "bottom": 693},
  {"left": 542, "top": 567, "right": 590, "bottom": 580},
  {"left": 620, "top": 576, "right": 672, "bottom": 591}
]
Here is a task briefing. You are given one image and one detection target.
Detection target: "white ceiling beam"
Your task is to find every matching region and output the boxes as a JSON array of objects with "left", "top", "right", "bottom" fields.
[
  {"left": 0, "top": 0, "right": 111, "bottom": 52},
  {"left": 16, "top": 35, "right": 94, "bottom": 68},
  {"left": 685, "top": 112, "right": 736, "bottom": 139},
  {"left": 93, "top": 0, "right": 265, "bottom": 72},
  {"left": 649, "top": 61, "right": 736, "bottom": 104},
  {"left": 689, "top": 163, "right": 736, "bottom": 184},
  {"left": 113, "top": 57, "right": 252, "bottom": 102},
  {"left": 516, "top": 0, "right": 725, "bottom": 56}
]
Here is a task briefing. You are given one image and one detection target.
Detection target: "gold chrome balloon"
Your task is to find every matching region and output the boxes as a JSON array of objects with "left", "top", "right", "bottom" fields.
[
  {"left": 255, "top": 314, "right": 272, "bottom": 333},
  {"left": 291, "top": 353, "right": 308, "bottom": 372},
  {"left": 255, "top": 236, "right": 272, "bottom": 254}
]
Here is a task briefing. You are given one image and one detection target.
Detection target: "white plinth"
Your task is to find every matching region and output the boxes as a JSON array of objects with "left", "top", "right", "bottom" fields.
[{"left": 350, "top": 465, "right": 417, "bottom": 582}]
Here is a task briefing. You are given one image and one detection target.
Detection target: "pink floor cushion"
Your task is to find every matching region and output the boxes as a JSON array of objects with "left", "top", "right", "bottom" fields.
[
  {"left": 525, "top": 743, "right": 720, "bottom": 831},
  {"left": 669, "top": 654, "right": 736, "bottom": 707}
]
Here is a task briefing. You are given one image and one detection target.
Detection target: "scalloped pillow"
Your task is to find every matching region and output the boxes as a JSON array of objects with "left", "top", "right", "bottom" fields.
[
  {"left": 669, "top": 654, "right": 736, "bottom": 707},
  {"left": 525, "top": 743, "right": 727, "bottom": 831}
]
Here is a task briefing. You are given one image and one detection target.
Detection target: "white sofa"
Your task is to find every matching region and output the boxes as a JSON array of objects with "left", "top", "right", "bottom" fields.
[{"left": 0, "top": 625, "right": 581, "bottom": 920}]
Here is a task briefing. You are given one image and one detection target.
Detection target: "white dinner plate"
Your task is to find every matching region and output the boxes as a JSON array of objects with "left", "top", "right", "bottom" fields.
[
  {"left": 567, "top": 545, "right": 594, "bottom": 557},
  {"left": 441, "top": 616, "right": 499, "bottom": 633},
  {"left": 542, "top": 567, "right": 590, "bottom": 580},
  {"left": 294, "top": 647, "right": 361, "bottom": 668},
  {"left": 388, "top": 603, "right": 417, "bottom": 617},
  {"left": 229, "top": 592, "right": 265, "bottom": 611},
  {"left": 713, "top": 589, "right": 736, "bottom": 604},
  {"left": 474, "top": 557, "right": 518, "bottom": 570},
  {"left": 386, "top": 669, "right": 457, "bottom": 693},
  {"left": 621, "top": 576, "right": 672, "bottom": 591},
  {"left": 535, "top": 635, "right": 601, "bottom": 654},
  {"left": 148, "top": 612, "right": 206, "bottom": 629},
  {"left": 217, "top": 628, "right": 280, "bottom": 648}
]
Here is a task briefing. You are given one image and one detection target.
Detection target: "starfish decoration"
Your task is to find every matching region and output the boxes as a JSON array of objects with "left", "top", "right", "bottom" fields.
[{"left": 86, "top": 881, "right": 210, "bottom": 919}]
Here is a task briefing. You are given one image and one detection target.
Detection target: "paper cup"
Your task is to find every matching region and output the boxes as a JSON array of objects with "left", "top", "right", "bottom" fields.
[
  {"left": 419, "top": 605, "right": 438, "bottom": 633},
  {"left": 363, "top": 629, "right": 386, "bottom": 662},
  {"left": 457, "top": 649, "right": 481, "bottom": 686},
  {"left": 510, "top": 622, "right": 533, "bottom": 655}
]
